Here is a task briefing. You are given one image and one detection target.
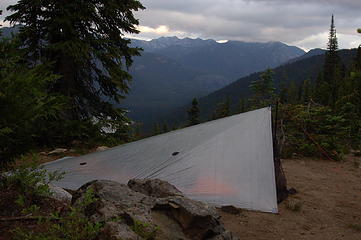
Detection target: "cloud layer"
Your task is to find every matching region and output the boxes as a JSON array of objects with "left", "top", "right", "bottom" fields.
[
  {"left": 133, "top": 0, "right": 361, "bottom": 50},
  {"left": 1, "top": 0, "right": 361, "bottom": 50}
]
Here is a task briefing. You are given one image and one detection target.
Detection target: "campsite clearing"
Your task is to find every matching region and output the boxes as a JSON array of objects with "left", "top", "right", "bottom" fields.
[
  {"left": 1, "top": 154, "right": 360, "bottom": 239},
  {"left": 219, "top": 154, "right": 361, "bottom": 240}
]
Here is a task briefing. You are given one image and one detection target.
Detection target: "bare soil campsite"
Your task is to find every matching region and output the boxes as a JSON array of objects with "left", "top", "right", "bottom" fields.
[
  {"left": 1, "top": 154, "right": 360, "bottom": 240},
  {"left": 219, "top": 155, "right": 361, "bottom": 240}
]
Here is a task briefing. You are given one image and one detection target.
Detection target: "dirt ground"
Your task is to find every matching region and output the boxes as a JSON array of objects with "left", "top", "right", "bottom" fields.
[
  {"left": 219, "top": 155, "right": 361, "bottom": 240},
  {"left": 1, "top": 153, "right": 360, "bottom": 240}
]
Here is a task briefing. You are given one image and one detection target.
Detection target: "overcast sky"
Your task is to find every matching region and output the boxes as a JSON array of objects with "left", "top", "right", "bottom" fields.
[{"left": 1, "top": 0, "right": 361, "bottom": 51}]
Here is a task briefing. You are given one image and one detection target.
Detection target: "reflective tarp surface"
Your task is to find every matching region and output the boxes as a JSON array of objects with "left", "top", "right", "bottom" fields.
[{"left": 44, "top": 107, "right": 278, "bottom": 213}]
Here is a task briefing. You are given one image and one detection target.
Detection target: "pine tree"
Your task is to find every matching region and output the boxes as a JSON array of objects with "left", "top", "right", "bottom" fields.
[
  {"left": 152, "top": 123, "right": 161, "bottom": 135},
  {"left": 287, "top": 81, "right": 298, "bottom": 104},
  {"left": 249, "top": 69, "right": 275, "bottom": 108},
  {"left": 213, "top": 97, "right": 231, "bottom": 120},
  {"left": 162, "top": 123, "right": 169, "bottom": 133},
  {"left": 0, "top": 37, "right": 65, "bottom": 166},
  {"left": 238, "top": 97, "right": 247, "bottom": 113},
  {"left": 300, "top": 78, "right": 312, "bottom": 103},
  {"left": 278, "top": 79, "right": 288, "bottom": 104},
  {"left": 5, "top": 0, "right": 145, "bottom": 123},
  {"left": 322, "top": 14, "right": 341, "bottom": 107},
  {"left": 187, "top": 98, "right": 200, "bottom": 126}
]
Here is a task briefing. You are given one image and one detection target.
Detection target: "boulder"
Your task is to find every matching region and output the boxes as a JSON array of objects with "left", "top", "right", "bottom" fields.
[
  {"left": 128, "top": 179, "right": 183, "bottom": 198},
  {"left": 73, "top": 179, "right": 238, "bottom": 240},
  {"left": 48, "top": 184, "right": 72, "bottom": 203}
]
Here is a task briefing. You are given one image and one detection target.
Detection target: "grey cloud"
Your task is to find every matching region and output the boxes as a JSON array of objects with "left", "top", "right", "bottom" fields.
[
  {"left": 137, "top": 0, "right": 361, "bottom": 49},
  {"left": 1, "top": 0, "right": 361, "bottom": 49}
]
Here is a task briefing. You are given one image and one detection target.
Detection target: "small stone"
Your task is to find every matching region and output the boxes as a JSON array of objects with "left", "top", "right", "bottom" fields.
[
  {"left": 96, "top": 146, "right": 109, "bottom": 151},
  {"left": 220, "top": 205, "right": 242, "bottom": 215},
  {"left": 288, "top": 187, "right": 297, "bottom": 195},
  {"left": 48, "top": 148, "right": 68, "bottom": 155}
]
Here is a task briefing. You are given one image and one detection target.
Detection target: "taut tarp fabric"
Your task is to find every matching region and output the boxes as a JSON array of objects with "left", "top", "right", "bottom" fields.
[{"left": 44, "top": 107, "right": 278, "bottom": 213}]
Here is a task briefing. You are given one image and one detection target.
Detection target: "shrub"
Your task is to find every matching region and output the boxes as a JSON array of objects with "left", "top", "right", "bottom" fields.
[
  {"left": 280, "top": 104, "right": 352, "bottom": 160},
  {"left": 11, "top": 188, "right": 103, "bottom": 240},
  {"left": 131, "top": 219, "right": 158, "bottom": 240},
  {"left": 2, "top": 155, "right": 64, "bottom": 208},
  {"left": 0, "top": 37, "right": 66, "bottom": 168},
  {"left": 3, "top": 158, "right": 102, "bottom": 240},
  {"left": 285, "top": 199, "right": 303, "bottom": 212}
]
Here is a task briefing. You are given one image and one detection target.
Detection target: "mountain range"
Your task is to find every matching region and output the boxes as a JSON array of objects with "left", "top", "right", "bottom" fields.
[
  {"left": 123, "top": 37, "right": 305, "bottom": 126},
  {"left": 160, "top": 48, "right": 358, "bottom": 128},
  {"left": 1, "top": 26, "right": 309, "bottom": 129}
]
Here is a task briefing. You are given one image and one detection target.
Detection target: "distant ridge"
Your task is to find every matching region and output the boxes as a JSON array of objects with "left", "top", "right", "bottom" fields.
[
  {"left": 289, "top": 48, "right": 326, "bottom": 63},
  {"left": 0, "top": 27, "right": 307, "bottom": 129},
  {"left": 158, "top": 48, "right": 357, "bottom": 128},
  {"left": 124, "top": 36, "right": 305, "bottom": 126}
]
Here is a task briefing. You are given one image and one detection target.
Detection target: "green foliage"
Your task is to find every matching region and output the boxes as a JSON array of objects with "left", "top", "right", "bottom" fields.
[
  {"left": 162, "top": 123, "right": 169, "bottom": 133},
  {"left": 131, "top": 219, "right": 158, "bottom": 239},
  {"left": 152, "top": 123, "right": 162, "bottom": 136},
  {"left": 1, "top": 155, "right": 64, "bottom": 208},
  {"left": 238, "top": 97, "right": 248, "bottom": 113},
  {"left": 285, "top": 199, "right": 303, "bottom": 212},
  {"left": 300, "top": 78, "right": 312, "bottom": 103},
  {"left": 12, "top": 188, "right": 102, "bottom": 240},
  {"left": 187, "top": 98, "right": 200, "bottom": 126},
  {"left": 321, "top": 15, "right": 341, "bottom": 107},
  {"left": 5, "top": 0, "right": 144, "bottom": 123},
  {"left": 3, "top": 155, "right": 101, "bottom": 240},
  {"left": 280, "top": 104, "right": 352, "bottom": 160},
  {"left": 348, "top": 222, "right": 361, "bottom": 232},
  {"left": 249, "top": 69, "right": 276, "bottom": 108},
  {"left": 212, "top": 97, "right": 231, "bottom": 120},
  {"left": 0, "top": 0, "right": 141, "bottom": 160},
  {"left": 0, "top": 38, "right": 66, "bottom": 167}
]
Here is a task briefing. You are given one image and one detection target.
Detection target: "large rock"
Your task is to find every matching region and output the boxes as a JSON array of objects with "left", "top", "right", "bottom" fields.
[
  {"left": 48, "top": 184, "right": 72, "bottom": 203},
  {"left": 73, "top": 179, "right": 238, "bottom": 240},
  {"left": 128, "top": 179, "right": 183, "bottom": 198}
]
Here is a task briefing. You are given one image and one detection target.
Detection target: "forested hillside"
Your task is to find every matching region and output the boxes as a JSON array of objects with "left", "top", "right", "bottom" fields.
[
  {"left": 1, "top": 26, "right": 304, "bottom": 128},
  {"left": 198, "top": 49, "right": 356, "bottom": 120},
  {"left": 158, "top": 17, "right": 361, "bottom": 161},
  {"left": 122, "top": 37, "right": 304, "bottom": 125}
]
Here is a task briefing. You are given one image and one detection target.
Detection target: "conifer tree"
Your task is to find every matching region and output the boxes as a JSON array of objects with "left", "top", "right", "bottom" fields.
[
  {"left": 278, "top": 80, "right": 288, "bottom": 104},
  {"left": 213, "top": 97, "right": 231, "bottom": 120},
  {"left": 5, "top": 0, "right": 145, "bottom": 124},
  {"left": 300, "top": 78, "right": 312, "bottom": 103},
  {"left": 287, "top": 81, "right": 298, "bottom": 104},
  {"left": 0, "top": 37, "right": 65, "bottom": 166},
  {"left": 187, "top": 98, "right": 201, "bottom": 126},
  {"left": 152, "top": 123, "right": 161, "bottom": 135},
  {"left": 162, "top": 123, "right": 169, "bottom": 133},
  {"left": 238, "top": 97, "right": 247, "bottom": 113},
  {"left": 249, "top": 69, "right": 275, "bottom": 108},
  {"left": 322, "top": 14, "right": 341, "bottom": 107}
]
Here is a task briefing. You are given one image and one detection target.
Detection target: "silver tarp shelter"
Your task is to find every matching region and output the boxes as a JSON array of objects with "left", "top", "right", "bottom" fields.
[{"left": 44, "top": 107, "right": 278, "bottom": 213}]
